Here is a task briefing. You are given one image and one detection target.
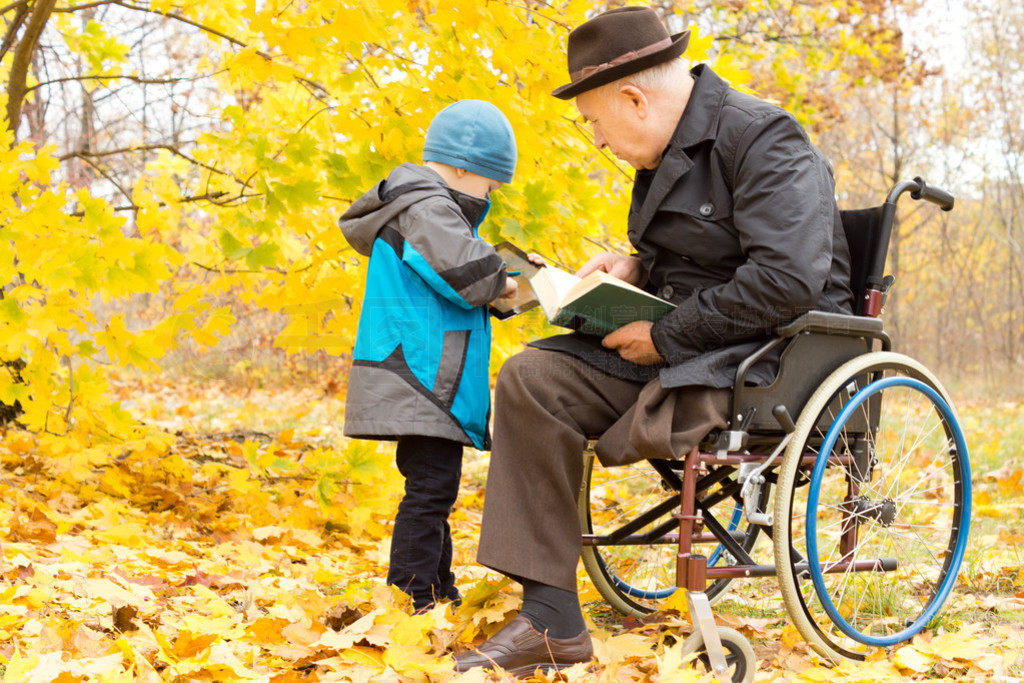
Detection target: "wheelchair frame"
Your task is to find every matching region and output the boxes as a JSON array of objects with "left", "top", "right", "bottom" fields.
[{"left": 578, "top": 178, "right": 971, "bottom": 681}]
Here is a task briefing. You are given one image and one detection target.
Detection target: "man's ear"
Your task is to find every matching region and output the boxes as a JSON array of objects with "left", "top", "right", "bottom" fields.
[{"left": 619, "top": 84, "right": 649, "bottom": 118}]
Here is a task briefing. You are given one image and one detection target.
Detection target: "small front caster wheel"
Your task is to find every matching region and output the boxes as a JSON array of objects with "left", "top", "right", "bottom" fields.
[{"left": 680, "top": 626, "right": 755, "bottom": 683}]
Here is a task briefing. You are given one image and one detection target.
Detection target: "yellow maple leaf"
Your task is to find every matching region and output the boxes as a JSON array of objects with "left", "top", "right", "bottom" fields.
[
  {"left": 386, "top": 611, "right": 435, "bottom": 647},
  {"left": 590, "top": 629, "right": 653, "bottom": 665},
  {"left": 338, "top": 645, "right": 386, "bottom": 671},
  {"left": 915, "top": 623, "right": 993, "bottom": 661},
  {"left": 92, "top": 522, "right": 153, "bottom": 548},
  {"left": 317, "top": 607, "right": 392, "bottom": 650},
  {"left": 894, "top": 644, "right": 934, "bottom": 673},
  {"left": 172, "top": 630, "right": 220, "bottom": 659}
]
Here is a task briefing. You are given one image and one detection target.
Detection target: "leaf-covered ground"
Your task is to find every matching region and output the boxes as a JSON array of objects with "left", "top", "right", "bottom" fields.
[{"left": 1, "top": 376, "right": 1022, "bottom": 681}]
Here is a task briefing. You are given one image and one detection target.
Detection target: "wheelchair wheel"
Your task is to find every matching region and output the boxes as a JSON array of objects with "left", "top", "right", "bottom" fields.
[
  {"left": 579, "top": 454, "right": 763, "bottom": 616},
  {"left": 680, "top": 626, "right": 756, "bottom": 683},
  {"left": 773, "top": 352, "right": 971, "bottom": 662}
]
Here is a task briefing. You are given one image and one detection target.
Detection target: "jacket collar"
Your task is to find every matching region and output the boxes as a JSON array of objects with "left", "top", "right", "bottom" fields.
[
  {"left": 445, "top": 186, "right": 491, "bottom": 230},
  {"left": 628, "top": 65, "right": 729, "bottom": 244},
  {"left": 388, "top": 163, "right": 490, "bottom": 228},
  {"left": 669, "top": 64, "right": 728, "bottom": 149}
]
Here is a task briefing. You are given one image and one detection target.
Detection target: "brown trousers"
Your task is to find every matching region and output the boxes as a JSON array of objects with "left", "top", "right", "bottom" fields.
[{"left": 476, "top": 349, "right": 730, "bottom": 592}]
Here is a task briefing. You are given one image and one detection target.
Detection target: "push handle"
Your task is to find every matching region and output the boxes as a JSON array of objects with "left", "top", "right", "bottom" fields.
[
  {"left": 866, "top": 177, "right": 957, "bottom": 317},
  {"left": 910, "top": 176, "right": 955, "bottom": 211}
]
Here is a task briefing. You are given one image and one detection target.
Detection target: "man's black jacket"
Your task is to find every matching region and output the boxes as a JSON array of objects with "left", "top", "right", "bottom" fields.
[{"left": 532, "top": 64, "right": 853, "bottom": 390}]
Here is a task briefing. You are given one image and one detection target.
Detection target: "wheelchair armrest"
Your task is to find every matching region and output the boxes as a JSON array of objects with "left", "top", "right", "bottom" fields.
[{"left": 776, "top": 311, "right": 884, "bottom": 339}]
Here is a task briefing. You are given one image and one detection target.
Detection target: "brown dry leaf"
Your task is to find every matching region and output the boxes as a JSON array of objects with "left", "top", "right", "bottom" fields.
[
  {"left": 317, "top": 607, "right": 392, "bottom": 651},
  {"left": 113, "top": 604, "right": 139, "bottom": 632},
  {"left": 716, "top": 611, "right": 784, "bottom": 636},
  {"left": 7, "top": 508, "right": 58, "bottom": 543},
  {"left": 324, "top": 604, "right": 363, "bottom": 631}
]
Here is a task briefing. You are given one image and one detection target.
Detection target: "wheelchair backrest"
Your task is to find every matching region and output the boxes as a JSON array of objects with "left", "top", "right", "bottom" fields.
[
  {"left": 840, "top": 178, "right": 954, "bottom": 317},
  {"left": 839, "top": 207, "right": 886, "bottom": 316}
]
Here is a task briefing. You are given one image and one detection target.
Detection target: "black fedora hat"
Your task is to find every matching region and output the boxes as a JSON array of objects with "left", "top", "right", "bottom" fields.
[{"left": 552, "top": 7, "right": 690, "bottom": 100}]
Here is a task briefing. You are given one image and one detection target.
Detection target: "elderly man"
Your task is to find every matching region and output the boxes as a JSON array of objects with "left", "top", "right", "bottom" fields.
[{"left": 454, "top": 6, "right": 852, "bottom": 676}]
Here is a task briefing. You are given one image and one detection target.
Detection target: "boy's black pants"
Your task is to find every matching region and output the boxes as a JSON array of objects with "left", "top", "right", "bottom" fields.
[{"left": 389, "top": 435, "right": 463, "bottom": 610}]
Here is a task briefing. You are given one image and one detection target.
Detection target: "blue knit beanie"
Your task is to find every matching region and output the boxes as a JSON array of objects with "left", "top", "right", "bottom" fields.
[{"left": 422, "top": 100, "right": 517, "bottom": 184}]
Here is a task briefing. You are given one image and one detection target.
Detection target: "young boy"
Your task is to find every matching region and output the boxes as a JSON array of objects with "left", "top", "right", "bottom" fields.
[{"left": 340, "top": 100, "right": 518, "bottom": 612}]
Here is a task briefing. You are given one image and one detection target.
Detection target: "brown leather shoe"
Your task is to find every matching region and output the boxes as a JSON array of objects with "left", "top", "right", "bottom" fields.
[{"left": 453, "top": 615, "right": 593, "bottom": 677}]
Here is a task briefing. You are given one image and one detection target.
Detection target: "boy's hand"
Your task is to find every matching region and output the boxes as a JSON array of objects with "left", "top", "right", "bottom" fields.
[{"left": 500, "top": 276, "right": 519, "bottom": 299}]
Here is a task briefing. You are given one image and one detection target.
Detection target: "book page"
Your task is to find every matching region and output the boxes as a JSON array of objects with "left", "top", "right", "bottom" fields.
[
  {"left": 531, "top": 266, "right": 580, "bottom": 320},
  {"left": 565, "top": 270, "right": 654, "bottom": 302}
]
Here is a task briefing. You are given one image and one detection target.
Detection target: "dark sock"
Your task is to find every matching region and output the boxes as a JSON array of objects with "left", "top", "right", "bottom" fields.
[{"left": 519, "top": 579, "right": 586, "bottom": 639}]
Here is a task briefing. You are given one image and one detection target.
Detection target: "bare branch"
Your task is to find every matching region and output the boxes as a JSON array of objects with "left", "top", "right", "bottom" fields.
[
  {"left": 66, "top": 191, "right": 262, "bottom": 216},
  {"left": 0, "top": 0, "right": 31, "bottom": 62},
  {"left": 108, "top": 0, "right": 328, "bottom": 98},
  {"left": 26, "top": 71, "right": 221, "bottom": 93},
  {"left": 62, "top": 355, "right": 74, "bottom": 429},
  {"left": 0, "top": 0, "right": 30, "bottom": 14},
  {"left": 191, "top": 260, "right": 314, "bottom": 275},
  {"left": 60, "top": 144, "right": 244, "bottom": 183},
  {"left": 70, "top": 152, "right": 135, "bottom": 205},
  {"left": 111, "top": 0, "right": 246, "bottom": 47},
  {"left": 499, "top": 1, "right": 571, "bottom": 30},
  {"left": 51, "top": 0, "right": 118, "bottom": 11}
]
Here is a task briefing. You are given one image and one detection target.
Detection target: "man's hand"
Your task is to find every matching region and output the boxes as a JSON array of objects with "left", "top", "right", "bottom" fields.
[
  {"left": 602, "top": 321, "right": 664, "bottom": 365},
  {"left": 576, "top": 252, "right": 646, "bottom": 286}
]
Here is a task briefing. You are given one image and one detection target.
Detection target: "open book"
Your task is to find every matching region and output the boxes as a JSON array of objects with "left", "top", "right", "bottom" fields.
[{"left": 490, "top": 241, "right": 676, "bottom": 336}]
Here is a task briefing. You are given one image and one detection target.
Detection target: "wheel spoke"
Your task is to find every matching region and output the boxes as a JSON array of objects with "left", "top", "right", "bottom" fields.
[{"left": 775, "top": 355, "right": 969, "bottom": 661}]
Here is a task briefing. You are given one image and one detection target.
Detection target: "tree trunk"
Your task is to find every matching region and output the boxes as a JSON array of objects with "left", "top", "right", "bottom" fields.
[
  {"left": 2, "top": 0, "right": 55, "bottom": 422},
  {"left": 5, "top": 0, "right": 58, "bottom": 140}
]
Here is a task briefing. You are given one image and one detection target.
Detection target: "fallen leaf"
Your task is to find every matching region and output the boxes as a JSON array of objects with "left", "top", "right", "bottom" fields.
[{"left": 113, "top": 605, "right": 139, "bottom": 632}]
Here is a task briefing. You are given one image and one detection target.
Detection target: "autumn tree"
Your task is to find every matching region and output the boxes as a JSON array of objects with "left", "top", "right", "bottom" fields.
[
  {"left": 965, "top": 0, "right": 1024, "bottom": 379},
  {"left": 1, "top": 0, "right": 941, "bottom": 443},
  {"left": 830, "top": 0, "right": 1024, "bottom": 390}
]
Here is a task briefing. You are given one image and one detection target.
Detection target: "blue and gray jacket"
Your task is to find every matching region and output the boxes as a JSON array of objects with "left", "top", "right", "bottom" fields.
[{"left": 340, "top": 163, "right": 508, "bottom": 450}]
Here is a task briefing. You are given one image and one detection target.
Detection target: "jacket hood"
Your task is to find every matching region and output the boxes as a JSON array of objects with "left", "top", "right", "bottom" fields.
[
  {"left": 339, "top": 163, "right": 489, "bottom": 256},
  {"left": 339, "top": 164, "right": 447, "bottom": 256}
]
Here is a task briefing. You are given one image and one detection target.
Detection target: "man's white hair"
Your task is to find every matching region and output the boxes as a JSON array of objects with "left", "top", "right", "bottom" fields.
[{"left": 590, "top": 58, "right": 690, "bottom": 110}]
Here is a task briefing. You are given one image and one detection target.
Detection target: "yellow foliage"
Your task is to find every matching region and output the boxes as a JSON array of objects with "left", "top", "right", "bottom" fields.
[
  {"left": 8, "top": 0, "right": 911, "bottom": 444},
  {"left": 0, "top": 3, "right": 981, "bottom": 679}
]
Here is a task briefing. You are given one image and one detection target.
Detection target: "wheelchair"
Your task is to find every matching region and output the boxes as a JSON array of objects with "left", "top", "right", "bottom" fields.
[{"left": 578, "top": 178, "right": 972, "bottom": 682}]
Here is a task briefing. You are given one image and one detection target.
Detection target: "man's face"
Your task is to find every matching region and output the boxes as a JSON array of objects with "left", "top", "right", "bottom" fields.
[{"left": 575, "top": 87, "right": 661, "bottom": 170}]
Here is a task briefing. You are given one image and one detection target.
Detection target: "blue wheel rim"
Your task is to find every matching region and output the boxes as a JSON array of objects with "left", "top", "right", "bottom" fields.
[{"left": 805, "top": 375, "right": 971, "bottom": 647}]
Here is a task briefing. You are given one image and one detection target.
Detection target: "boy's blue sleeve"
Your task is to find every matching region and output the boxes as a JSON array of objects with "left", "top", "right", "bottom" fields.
[{"left": 398, "top": 199, "right": 507, "bottom": 309}]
